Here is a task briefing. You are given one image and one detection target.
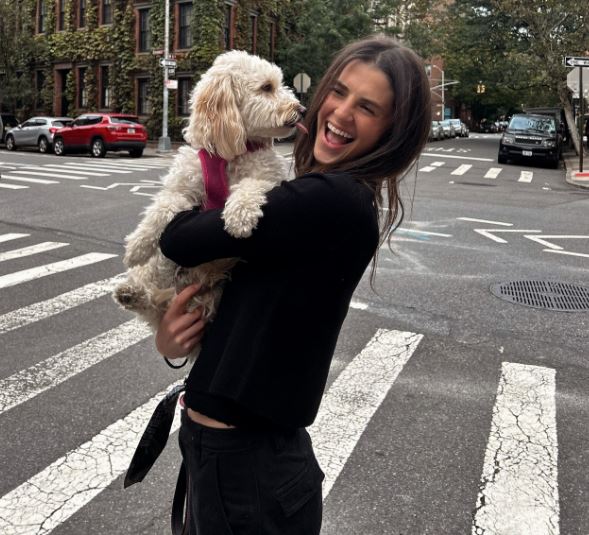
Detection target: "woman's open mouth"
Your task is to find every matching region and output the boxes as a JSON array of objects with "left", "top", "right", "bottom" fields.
[{"left": 324, "top": 121, "right": 354, "bottom": 146}]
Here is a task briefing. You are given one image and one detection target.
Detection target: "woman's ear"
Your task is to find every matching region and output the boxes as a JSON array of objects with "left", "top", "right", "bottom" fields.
[{"left": 183, "top": 72, "right": 247, "bottom": 160}]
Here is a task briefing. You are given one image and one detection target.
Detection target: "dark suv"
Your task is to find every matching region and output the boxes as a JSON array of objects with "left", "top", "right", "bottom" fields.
[
  {"left": 0, "top": 113, "right": 20, "bottom": 144},
  {"left": 498, "top": 113, "right": 562, "bottom": 168},
  {"left": 53, "top": 113, "right": 148, "bottom": 158}
]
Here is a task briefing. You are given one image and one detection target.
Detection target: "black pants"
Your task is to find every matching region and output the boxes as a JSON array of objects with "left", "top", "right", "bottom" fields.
[{"left": 178, "top": 411, "right": 324, "bottom": 535}]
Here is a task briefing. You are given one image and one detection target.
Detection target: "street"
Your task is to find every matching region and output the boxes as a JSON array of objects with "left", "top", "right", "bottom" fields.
[{"left": 0, "top": 134, "right": 588, "bottom": 535}]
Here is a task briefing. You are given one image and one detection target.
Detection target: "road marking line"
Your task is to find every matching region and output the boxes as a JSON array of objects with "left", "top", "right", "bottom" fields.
[
  {"left": 431, "top": 161, "right": 445, "bottom": 167},
  {"left": 0, "top": 182, "right": 28, "bottom": 189},
  {"left": 421, "top": 153, "right": 493, "bottom": 162},
  {"left": 0, "top": 233, "right": 30, "bottom": 243},
  {"left": 8, "top": 170, "right": 87, "bottom": 180},
  {"left": 91, "top": 162, "right": 153, "bottom": 171},
  {"left": 1, "top": 175, "right": 59, "bottom": 184},
  {"left": 458, "top": 217, "right": 513, "bottom": 226},
  {"left": 419, "top": 165, "right": 436, "bottom": 172},
  {"left": 518, "top": 171, "right": 534, "bottom": 183},
  {"left": 398, "top": 228, "right": 452, "bottom": 237},
  {"left": 349, "top": 300, "right": 369, "bottom": 310},
  {"left": 451, "top": 164, "right": 473, "bottom": 175},
  {"left": 41, "top": 165, "right": 109, "bottom": 176},
  {"left": 310, "top": 329, "right": 423, "bottom": 497},
  {"left": 0, "top": 274, "right": 126, "bottom": 334},
  {"left": 473, "top": 229, "right": 541, "bottom": 244},
  {"left": 0, "top": 252, "right": 117, "bottom": 289},
  {"left": 0, "top": 242, "right": 69, "bottom": 263},
  {"left": 0, "top": 328, "right": 421, "bottom": 533},
  {"left": 484, "top": 168, "right": 502, "bottom": 179},
  {"left": 544, "top": 249, "right": 589, "bottom": 258},
  {"left": 472, "top": 362, "right": 558, "bottom": 535},
  {"left": 0, "top": 319, "right": 151, "bottom": 415},
  {"left": 0, "top": 380, "right": 182, "bottom": 535},
  {"left": 523, "top": 235, "right": 589, "bottom": 251},
  {"left": 64, "top": 163, "right": 132, "bottom": 174}
]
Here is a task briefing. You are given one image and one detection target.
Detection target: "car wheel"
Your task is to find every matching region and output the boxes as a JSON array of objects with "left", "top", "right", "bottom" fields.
[
  {"left": 498, "top": 154, "right": 507, "bottom": 164},
  {"left": 53, "top": 137, "right": 66, "bottom": 156},
  {"left": 91, "top": 138, "right": 106, "bottom": 158},
  {"left": 38, "top": 136, "right": 49, "bottom": 154},
  {"left": 129, "top": 148, "right": 143, "bottom": 158},
  {"left": 5, "top": 135, "right": 16, "bottom": 151}
]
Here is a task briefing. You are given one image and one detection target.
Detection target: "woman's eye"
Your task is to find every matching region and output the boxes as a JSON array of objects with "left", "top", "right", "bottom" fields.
[
  {"left": 332, "top": 86, "right": 344, "bottom": 96},
  {"left": 361, "top": 105, "right": 375, "bottom": 115},
  {"left": 261, "top": 83, "right": 273, "bottom": 92}
]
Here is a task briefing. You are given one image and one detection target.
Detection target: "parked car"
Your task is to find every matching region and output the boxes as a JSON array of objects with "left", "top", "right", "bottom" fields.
[
  {"left": 52, "top": 113, "right": 148, "bottom": 158},
  {"left": 498, "top": 113, "right": 562, "bottom": 168},
  {"left": 440, "top": 119, "right": 457, "bottom": 138},
  {"left": 0, "top": 113, "right": 20, "bottom": 145},
  {"left": 5, "top": 116, "right": 73, "bottom": 153},
  {"left": 429, "top": 120, "right": 444, "bottom": 141},
  {"left": 448, "top": 118, "right": 469, "bottom": 138}
]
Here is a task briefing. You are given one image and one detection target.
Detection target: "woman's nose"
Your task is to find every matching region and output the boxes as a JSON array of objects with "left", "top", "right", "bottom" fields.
[{"left": 332, "top": 99, "right": 354, "bottom": 121}]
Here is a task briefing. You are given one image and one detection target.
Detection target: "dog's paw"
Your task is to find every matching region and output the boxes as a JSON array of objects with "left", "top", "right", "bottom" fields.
[
  {"left": 112, "top": 284, "right": 148, "bottom": 311},
  {"left": 222, "top": 198, "right": 264, "bottom": 238}
]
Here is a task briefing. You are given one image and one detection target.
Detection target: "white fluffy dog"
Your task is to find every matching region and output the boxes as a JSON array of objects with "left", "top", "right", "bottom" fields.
[{"left": 113, "top": 50, "right": 305, "bottom": 358}]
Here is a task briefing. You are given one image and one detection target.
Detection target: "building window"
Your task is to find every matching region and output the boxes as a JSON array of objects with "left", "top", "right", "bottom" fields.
[
  {"left": 223, "top": 3, "right": 234, "bottom": 50},
  {"left": 36, "top": 70, "right": 45, "bottom": 109},
  {"left": 78, "top": 67, "right": 88, "bottom": 108},
  {"left": 178, "top": 3, "right": 192, "bottom": 49},
  {"left": 250, "top": 14, "right": 257, "bottom": 54},
  {"left": 79, "top": 0, "right": 86, "bottom": 27},
  {"left": 102, "top": 0, "right": 112, "bottom": 25},
  {"left": 38, "top": 0, "right": 46, "bottom": 33},
  {"left": 177, "top": 78, "right": 192, "bottom": 116},
  {"left": 58, "top": 0, "right": 66, "bottom": 31},
  {"left": 137, "top": 79, "right": 151, "bottom": 115},
  {"left": 138, "top": 9, "right": 151, "bottom": 52},
  {"left": 100, "top": 66, "right": 111, "bottom": 108}
]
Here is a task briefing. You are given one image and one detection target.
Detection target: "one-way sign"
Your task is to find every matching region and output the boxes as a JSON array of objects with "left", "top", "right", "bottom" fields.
[{"left": 564, "top": 56, "right": 589, "bottom": 68}]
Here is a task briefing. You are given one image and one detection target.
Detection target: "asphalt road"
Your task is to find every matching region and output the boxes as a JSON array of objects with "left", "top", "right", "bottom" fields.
[{"left": 0, "top": 135, "right": 587, "bottom": 535}]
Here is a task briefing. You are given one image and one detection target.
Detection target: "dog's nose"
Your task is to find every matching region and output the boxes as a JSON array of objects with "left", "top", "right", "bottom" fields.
[{"left": 298, "top": 105, "right": 306, "bottom": 117}]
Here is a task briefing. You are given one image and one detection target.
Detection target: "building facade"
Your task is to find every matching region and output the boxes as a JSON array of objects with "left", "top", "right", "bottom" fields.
[{"left": 1, "top": 0, "right": 287, "bottom": 139}]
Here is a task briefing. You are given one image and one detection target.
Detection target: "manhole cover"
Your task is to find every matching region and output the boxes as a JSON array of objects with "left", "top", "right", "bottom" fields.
[{"left": 490, "top": 281, "right": 589, "bottom": 312}]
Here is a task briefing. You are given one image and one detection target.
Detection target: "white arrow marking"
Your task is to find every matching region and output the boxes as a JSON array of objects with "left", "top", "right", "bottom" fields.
[
  {"left": 524, "top": 235, "right": 589, "bottom": 251},
  {"left": 474, "top": 229, "right": 541, "bottom": 243},
  {"left": 80, "top": 181, "right": 160, "bottom": 191},
  {"left": 458, "top": 217, "right": 513, "bottom": 226},
  {"left": 544, "top": 249, "right": 589, "bottom": 258}
]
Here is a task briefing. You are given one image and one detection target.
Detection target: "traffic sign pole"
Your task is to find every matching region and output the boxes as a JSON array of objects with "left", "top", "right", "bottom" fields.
[
  {"left": 580, "top": 66, "right": 583, "bottom": 172},
  {"left": 158, "top": 0, "right": 172, "bottom": 153}
]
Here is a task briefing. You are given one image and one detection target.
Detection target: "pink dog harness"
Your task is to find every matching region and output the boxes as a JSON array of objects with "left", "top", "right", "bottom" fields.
[{"left": 199, "top": 142, "right": 265, "bottom": 210}]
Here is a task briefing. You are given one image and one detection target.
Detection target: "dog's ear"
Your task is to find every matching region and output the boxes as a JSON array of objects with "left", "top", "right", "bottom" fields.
[{"left": 183, "top": 71, "right": 247, "bottom": 160}]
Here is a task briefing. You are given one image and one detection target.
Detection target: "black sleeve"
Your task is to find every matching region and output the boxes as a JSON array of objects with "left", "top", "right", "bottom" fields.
[{"left": 159, "top": 173, "right": 366, "bottom": 267}]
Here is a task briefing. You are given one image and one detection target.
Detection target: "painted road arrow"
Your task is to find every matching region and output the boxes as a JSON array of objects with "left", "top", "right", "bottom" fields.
[
  {"left": 564, "top": 56, "right": 589, "bottom": 68},
  {"left": 473, "top": 229, "right": 541, "bottom": 243},
  {"left": 524, "top": 234, "right": 589, "bottom": 258}
]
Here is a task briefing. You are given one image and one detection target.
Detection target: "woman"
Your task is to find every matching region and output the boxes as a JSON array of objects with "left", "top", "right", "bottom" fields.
[{"left": 157, "top": 35, "right": 431, "bottom": 534}]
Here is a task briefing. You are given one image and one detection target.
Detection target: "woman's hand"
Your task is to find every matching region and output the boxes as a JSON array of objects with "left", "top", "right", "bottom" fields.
[{"left": 155, "top": 284, "right": 206, "bottom": 360}]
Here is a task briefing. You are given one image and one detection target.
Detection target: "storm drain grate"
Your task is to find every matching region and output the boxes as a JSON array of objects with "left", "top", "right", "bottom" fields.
[{"left": 490, "top": 281, "right": 589, "bottom": 312}]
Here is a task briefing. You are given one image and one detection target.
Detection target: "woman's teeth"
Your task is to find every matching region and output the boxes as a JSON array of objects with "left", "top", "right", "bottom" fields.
[{"left": 326, "top": 122, "right": 353, "bottom": 144}]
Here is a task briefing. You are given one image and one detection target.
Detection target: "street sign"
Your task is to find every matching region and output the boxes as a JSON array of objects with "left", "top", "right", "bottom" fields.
[
  {"left": 159, "top": 58, "right": 177, "bottom": 68},
  {"left": 293, "top": 72, "right": 311, "bottom": 94},
  {"left": 165, "top": 79, "right": 178, "bottom": 90},
  {"left": 152, "top": 49, "right": 164, "bottom": 55},
  {"left": 567, "top": 68, "right": 589, "bottom": 97},
  {"left": 564, "top": 56, "right": 589, "bottom": 68}
]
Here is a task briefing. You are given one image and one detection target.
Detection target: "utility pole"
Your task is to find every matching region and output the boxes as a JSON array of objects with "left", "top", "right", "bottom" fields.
[{"left": 157, "top": 0, "right": 171, "bottom": 152}]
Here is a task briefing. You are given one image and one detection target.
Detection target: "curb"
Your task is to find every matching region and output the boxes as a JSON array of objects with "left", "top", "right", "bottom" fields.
[{"left": 564, "top": 153, "right": 589, "bottom": 189}]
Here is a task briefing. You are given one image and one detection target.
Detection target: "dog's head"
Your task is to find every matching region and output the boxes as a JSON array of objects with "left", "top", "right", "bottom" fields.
[{"left": 183, "top": 50, "right": 305, "bottom": 160}]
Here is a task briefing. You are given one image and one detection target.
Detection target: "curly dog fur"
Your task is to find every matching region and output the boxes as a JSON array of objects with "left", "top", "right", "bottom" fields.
[{"left": 113, "top": 50, "right": 304, "bottom": 359}]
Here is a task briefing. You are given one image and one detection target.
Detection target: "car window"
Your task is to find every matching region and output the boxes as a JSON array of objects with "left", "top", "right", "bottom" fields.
[
  {"left": 36, "top": 119, "right": 48, "bottom": 126},
  {"left": 21, "top": 120, "right": 35, "bottom": 128},
  {"left": 110, "top": 116, "right": 140, "bottom": 124},
  {"left": 52, "top": 119, "right": 71, "bottom": 127},
  {"left": 84, "top": 116, "right": 103, "bottom": 125},
  {"left": 74, "top": 117, "right": 87, "bottom": 126}
]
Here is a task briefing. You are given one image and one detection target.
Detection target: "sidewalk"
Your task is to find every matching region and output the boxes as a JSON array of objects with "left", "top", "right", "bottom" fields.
[{"left": 564, "top": 147, "right": 589, "bottom": 189}]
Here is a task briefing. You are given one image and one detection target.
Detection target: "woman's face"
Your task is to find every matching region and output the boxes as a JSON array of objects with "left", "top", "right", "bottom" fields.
[{"left": 313, "top": 60, "right": 394, "bottom": 167}]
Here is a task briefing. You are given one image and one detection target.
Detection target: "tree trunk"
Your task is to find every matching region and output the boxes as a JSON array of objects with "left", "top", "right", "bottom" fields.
[{"left": 559, "top": 84, "right": 581, "bottom": 155}]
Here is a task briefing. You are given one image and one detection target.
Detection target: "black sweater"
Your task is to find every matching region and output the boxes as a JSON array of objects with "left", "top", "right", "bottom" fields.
[{"left": 159, "top": 172, "right": 379, "bottom": 429}]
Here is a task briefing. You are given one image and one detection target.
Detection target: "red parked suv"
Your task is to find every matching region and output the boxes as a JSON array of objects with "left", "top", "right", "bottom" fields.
[{"left": 53, "top": 113, "right": 147, "bottom": 158}]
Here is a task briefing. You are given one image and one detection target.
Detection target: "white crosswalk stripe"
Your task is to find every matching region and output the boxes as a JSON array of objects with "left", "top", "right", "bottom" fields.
[
  {"left": 484, "top": 167, "right": 502, "bottom": 179},
  {"left": 64, "top": 162, "right": 132, "bottom": 174},
  {"left": 0, "top": 231, "right": 571, "bottom": 534},
  {"left": 0, "top": 175, "right": 59, "bottom": 184},
  {"left": 518, "top": 170, "right": 534, "bottom": 183},
  {"left": 0, "top": 181, "right": 28, "bottom": 189},
  {"left": 451, "top": 164, "right": 473, "bottom": 175}
]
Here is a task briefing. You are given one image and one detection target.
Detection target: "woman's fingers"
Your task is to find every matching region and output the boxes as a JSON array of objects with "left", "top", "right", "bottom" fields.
[
  {"left": 175, "top": 319, "right": 206, "bottom": 347},
  {"left": 169, "top": 283, "right": 202, "bottom": 314}
]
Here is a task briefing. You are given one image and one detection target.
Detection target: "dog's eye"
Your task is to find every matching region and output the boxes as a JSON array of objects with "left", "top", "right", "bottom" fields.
[{"left": 261, "top": 83, "right": 273, "bottom": 92}]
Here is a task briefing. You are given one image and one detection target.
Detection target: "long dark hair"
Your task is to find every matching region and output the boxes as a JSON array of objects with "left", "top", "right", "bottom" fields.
[{"left": 294, "top": 35, "right": 431, "bottom": 281}]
